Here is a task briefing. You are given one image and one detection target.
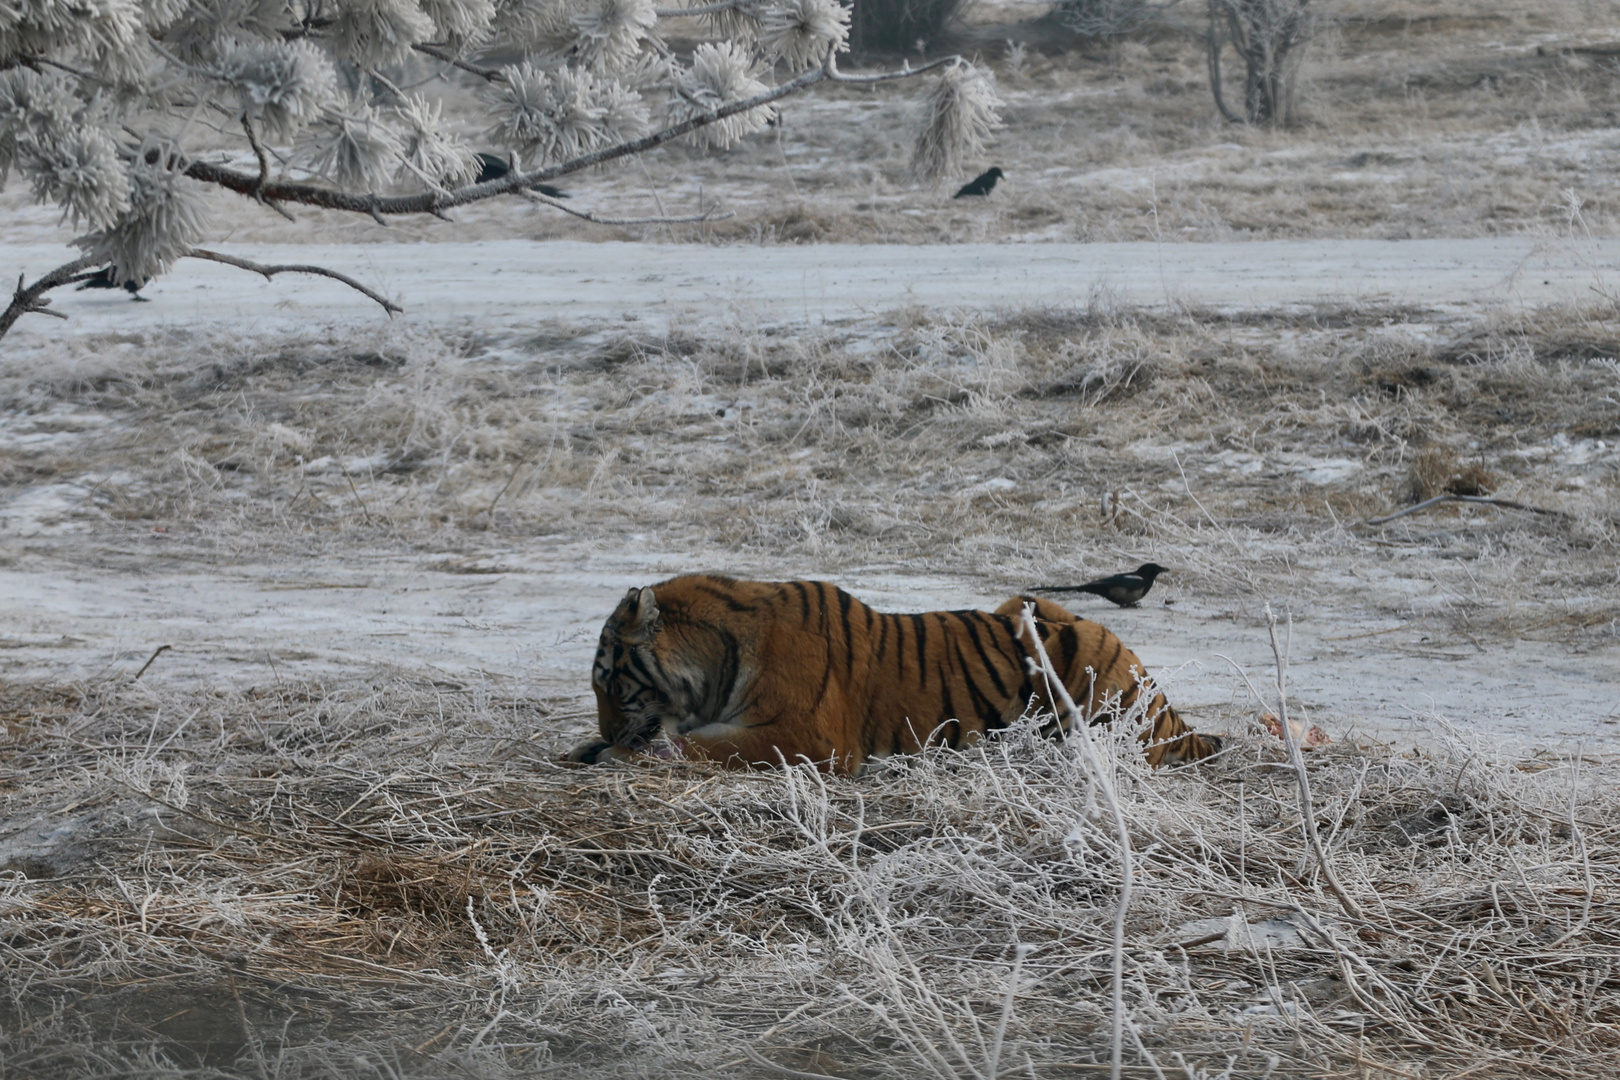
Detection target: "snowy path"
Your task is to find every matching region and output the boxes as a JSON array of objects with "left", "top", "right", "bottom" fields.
[
  {"left": 4, "top": 544, "right": 1617, "bottom": 749},
  {"left": 7, "top": 236, "right": 1618, "bottom": 337}
]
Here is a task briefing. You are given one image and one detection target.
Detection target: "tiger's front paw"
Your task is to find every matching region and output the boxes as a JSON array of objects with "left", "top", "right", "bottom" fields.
[{"left": 563, "top": 739, "right": 634, "bottom": 765}]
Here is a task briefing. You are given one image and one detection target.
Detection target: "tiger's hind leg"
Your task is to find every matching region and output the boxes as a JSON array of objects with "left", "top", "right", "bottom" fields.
[{"left": 993, "top": 594, "right": 1223, "bottom": 766}]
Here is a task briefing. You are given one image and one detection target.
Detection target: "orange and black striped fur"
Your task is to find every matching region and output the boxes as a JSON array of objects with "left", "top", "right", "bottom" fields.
[{"left": 568, "top": 575, "right": 1222, "bottom": 774}]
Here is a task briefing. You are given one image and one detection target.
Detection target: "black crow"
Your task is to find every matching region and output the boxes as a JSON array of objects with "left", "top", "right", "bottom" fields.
[
  {"left": 1035, "top": 563, "right": 1168, "bottom": 608},
  {"left": 474, "top": 153, "right": 570, "bottom": 199},
  {"left": 76, "top": 267, "right": 148, "bottom": 301},
  {"left": 953, "top": 166, "right": 1004, "bottom": 198}
]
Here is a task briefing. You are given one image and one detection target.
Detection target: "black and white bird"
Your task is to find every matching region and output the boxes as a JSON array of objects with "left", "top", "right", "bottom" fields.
[
  {"left": 953, "top": 167, "right": 1004, "bottom": 198},
  {"left": 474, "top": 153, "right": 571, "bottom": 199},
  {"left": 76, "top": 267, "right": 148, "bottom": 301},
  {"left": 1035, "top": 563, "right": 1168, "bottom": 608}
]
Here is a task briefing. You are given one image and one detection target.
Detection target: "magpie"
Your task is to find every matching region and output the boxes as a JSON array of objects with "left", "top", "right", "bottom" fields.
[
  {"left": 953, "top": 166, "right": 1004, "bottom": 198},
  {"left": 1035, "top": 563, "right": 1168, "bottom": 607},
  {"left": 76, "top": 267, "right": 148, "bottom": 301},
  {"left": 475, "top": 153, "right": 570, "bottom": 199}
]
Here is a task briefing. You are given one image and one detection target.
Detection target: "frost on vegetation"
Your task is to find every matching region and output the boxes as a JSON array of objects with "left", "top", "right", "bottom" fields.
[
  {"left": 912, "top": 59, "right": 1003, "bottom": 183},
  {"left": 485, "top": 62, "right": 649, "bottom": 167},
  {"left": 213, "top": 38, "right": 339, "bottom": 143},
  {"left": 757, "top": 0, "right": 849, "bottom": 73},
  {"left": 415, "top": 0, "right": 497, "bottom": 45},
  {"left": 668, "top": 42, "right": 774, "bottom": 149},
  {"left": 569, "top": 0, "right": 659, "bottom": 72},
  {"left": 296, "top": 96, "right": 407, "bottom": 192},
  {"left": 1, "top": 671, "right": 1615, "bottom": 1080},
  {"left": 73, "top": 151, "right": 211, "bottom": 284},
  {"left": 327, "top": 0, "right": 436, "bottom": 69},
  {"left": 392, "top": 94, "right": 480, "bottom": 190},
  {"left": 2, "top": 0, "right": 980, "bottom": 309}
]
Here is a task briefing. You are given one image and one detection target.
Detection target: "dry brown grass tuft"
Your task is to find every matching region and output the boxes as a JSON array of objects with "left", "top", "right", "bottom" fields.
[{"left": 0, "top": 674, "right": 1616, "bottom": 1078}]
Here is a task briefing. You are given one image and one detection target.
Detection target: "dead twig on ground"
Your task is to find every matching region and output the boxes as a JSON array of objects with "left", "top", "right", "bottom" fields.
[{"left": 1360, "top": 493, "right": 1569, "bottom": 527}]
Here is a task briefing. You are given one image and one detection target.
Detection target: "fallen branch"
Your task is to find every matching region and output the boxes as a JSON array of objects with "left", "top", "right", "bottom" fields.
[
  {"left": 1360, "top": 493, "right": 1568, "bottom": 527},
  {"left": 184, "top": 249, "right": 403, "bottom": 316}
]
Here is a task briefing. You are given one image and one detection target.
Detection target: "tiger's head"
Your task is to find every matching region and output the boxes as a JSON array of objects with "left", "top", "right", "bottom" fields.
[{"left": 590, "top": 585, "right": 673, "bottom": 754}]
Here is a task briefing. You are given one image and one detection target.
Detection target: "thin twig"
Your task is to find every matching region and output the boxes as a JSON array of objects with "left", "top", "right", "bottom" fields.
[
  {"left": 1360, "top": 493, "right": 1568, "bottom": 527},
  {"left": 239, "top": 113, "right": 295, "bottom": 221},
  {"left": 526, "top": 193, "right": 735, "bottom": 226},
  {"left": 1548, "top": 747, "right": 1593, "bottom": 946},
  {"left": 133, "top": 645, "right": 172, "bottom": 681},
  {"left": 184, "top": 249, "right": 402, "bottom": 315},
  {"left": 1263, "top": 605, "right": 1364, "bottom": 921},
  {"left": 742, "top": 1045, "right": 847, "bottom": 1080},
  {"left": 987, "top": 943, "right": 1033, "bottom": 1080}
]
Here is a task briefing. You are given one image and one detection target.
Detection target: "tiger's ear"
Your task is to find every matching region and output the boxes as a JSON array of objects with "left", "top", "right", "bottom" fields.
[{"left": 620, "top": 586, "right": 661, "bottom": 642}]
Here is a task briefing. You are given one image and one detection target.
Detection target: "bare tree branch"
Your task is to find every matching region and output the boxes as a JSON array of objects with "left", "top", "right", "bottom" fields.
[
  {"left": 240, "top": 113, "right": 296, "bottom": 221},
  {"left": 525, "top": 193, "right": 735, "bottom": 226},
  {"left": 184, "top": 249, "right": 403, "bottom": 315},
  {"left": 0, "top": 256, "right": 101, "bottom": 338},
  {"left": 825, "top": 53, "right": 959, "bottom": 85},
  {"left": 177, "top": 49, "right": 945, "bottom": 220},
  {"left": 411, "top": 42, "right": 508, "bottom": 82}
]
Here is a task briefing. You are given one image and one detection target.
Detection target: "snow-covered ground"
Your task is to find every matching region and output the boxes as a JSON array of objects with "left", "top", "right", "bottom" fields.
[
  {"left": 4, "top": 540, "right": 1616, "bottom": 749},
  {"left": 8, "top": 236, "right": 1620, "bottom": 337}
]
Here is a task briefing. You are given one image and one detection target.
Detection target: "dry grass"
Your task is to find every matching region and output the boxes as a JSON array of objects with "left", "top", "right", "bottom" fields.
[
  {"left": 3, "top": 300, "right": 1616, "bottom": 645},
  {"left": 3, "top": 296, "right": 1618, "bottom": 1076},
  {"left": 0, "top": 671, "right": 1616, "bottom": 1078}
]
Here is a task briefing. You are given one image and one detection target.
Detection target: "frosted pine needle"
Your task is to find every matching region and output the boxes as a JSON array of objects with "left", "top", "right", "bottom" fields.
[
  {"left": 758, "top": 0, "right": 847, "bottom": 73},
  {"left": 214, "top": 38, "right": 338, "bottom": 143},
  {"left": 485, "top": 61, "right": 647, "bottom": 167},
  {"left": 392, "top": 93, "right": 480, "bottom": 190},
  {"left": 327, "top": 0, "right": 436, "bottom": 69},
  {"left": 570, "top": 0, "right": 658, "bottom": 71},
  {"left": 668, "top": 41, "right": 772, "bottom": 149},
  {"left": 911, "top": 59, "right": 1002, "bottom": 184},
  {"left": 73, "top": 148, "right": 211, "bottom": 283},
  {"left": 0, "top": 67, "right": 80, "bottom": 185},
  {"left": 416, "top": 0, "right": 497, "bottom": 45},
  {"left": 28, "top": 126, "right": 130, "bottom": 230},
  {"left": 295, "top": 98, "right": 406, "bottom": 191}
]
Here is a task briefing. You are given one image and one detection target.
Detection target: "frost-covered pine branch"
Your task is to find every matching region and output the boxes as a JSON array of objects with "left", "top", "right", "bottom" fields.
[{"left": 0, "top": 0, "right": 1002, "bottom": 341}]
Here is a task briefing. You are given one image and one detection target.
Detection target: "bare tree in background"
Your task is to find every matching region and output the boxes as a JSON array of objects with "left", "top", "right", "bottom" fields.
[
  {"left": 1206, "top": 0, "right": 1312, "bottom": 126},
  {"left": 0, "top": 0, "right": 1001, "bottom": 341}
]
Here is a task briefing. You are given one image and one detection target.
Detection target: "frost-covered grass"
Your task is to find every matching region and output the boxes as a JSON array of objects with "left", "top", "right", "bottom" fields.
[
  {"left": 2, "top": 298, "right": 1619, "bottom": 1076},
  {"left": 1, "top": 673, "right": 1616, "bottom": 1079},
  {"left": 2, "top": 300, "right": 1616, "bottom": 644}
]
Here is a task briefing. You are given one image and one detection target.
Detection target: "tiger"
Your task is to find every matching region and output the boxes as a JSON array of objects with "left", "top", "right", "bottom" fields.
[{"left": 566, "top": 574, "right": 1223, "bottom": 775}]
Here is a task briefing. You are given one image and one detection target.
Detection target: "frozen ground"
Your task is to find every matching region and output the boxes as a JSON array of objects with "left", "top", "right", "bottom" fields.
[
  {"left": 3, "top": 539, "right": 1616, "bottom": 750},
  {"left": 8, "top": 237, "right": 1620, "bottom": 335},
  {"left": 3, "top": 246, "right": 1617, "bottom": 755}
]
